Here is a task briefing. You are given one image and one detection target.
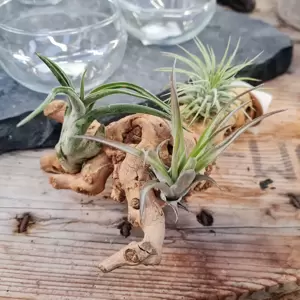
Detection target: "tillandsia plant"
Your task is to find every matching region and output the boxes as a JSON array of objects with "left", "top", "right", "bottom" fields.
[
  {"left": 158, "top": 37, "right": 262, "bottom": 126},
  {"left": 76, "top": 63, "right": 285, "bottom": 222},
  {"left": 17, "top": 54, "right": 171, "bottom": 174}
]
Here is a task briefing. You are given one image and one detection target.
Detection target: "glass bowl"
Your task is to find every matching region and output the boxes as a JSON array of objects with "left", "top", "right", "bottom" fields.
[
  {"left": 18, "top": 0, "right": 63, "bottom": 5},
  {"left": 0, "top": 0, "right": 128, "bottom": 94},
  {"left": 117, "top": 0, "right": 216, "bottom": 46}
]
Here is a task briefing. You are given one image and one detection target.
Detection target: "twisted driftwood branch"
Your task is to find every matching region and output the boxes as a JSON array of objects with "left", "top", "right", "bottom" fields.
[
  {"left": 39, "top": 94, "right": 269, "bottom": 271},
  {"left": 99, "top": 190, "right": 165, "bottom": 272}
]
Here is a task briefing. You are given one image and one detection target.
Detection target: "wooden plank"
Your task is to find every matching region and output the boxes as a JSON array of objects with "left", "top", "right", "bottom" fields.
[
  {"left": 0, "top": 146, "right": 300, "bottom": 300},
  {"left": 0, "top": 71, "right": 300, "bottom": 299}
]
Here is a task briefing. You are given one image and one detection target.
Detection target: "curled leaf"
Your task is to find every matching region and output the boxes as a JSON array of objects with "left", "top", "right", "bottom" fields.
[
  {"left": 36, "top": 53, "right": 74, "bottom": 88},
  {"left": 140, "top": 181, "right": 172, "bottom": 220},
  {"left": 178, "top": 201, "right": 189, "bottom": 212},
  {"left": 191, "top": 174, "right": 221, "bottom": 191},
  {"left": 195, "top": 109, "right": 286, "bottom": 172},
  {"left": 167, "top": 202, "right": 179, "bottom": 224},
  {"left": 80, "top": 69, "right": 87, "bottom": 100},
  {"left": 74, "top": 134, "right": 143, "bottom": 157},
  {"left": 170, "top": 60, "right": 186, "bottom": 181},
  {"left": 170, "top": 169, "right": 196, "bottom": 196},
  {"left": 80, "top": 103, "right": 171, "bottom": 127},
  {"left": 17, "top": 86, "right": 85, "bottom": 127},
  {"left": 85, "top": 82, "right": 170, "bottom": 113},
  {"left": 143, "top": 149, "right": 173, "bottom": 186}
]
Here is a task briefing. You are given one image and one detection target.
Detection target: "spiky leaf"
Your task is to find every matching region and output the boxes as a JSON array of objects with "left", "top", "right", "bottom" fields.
[
  {"left": 158, "top": 37, "right": 262, "bottom": 124},
  {"left": 195, "top": 109, "right": 286, "bottom": 172},
  {"left": 170, "top": 62, "right": 186, "bottom": 181},
  {"left": 140, "top": 181, "right": 172, "bottom": 219},
  {"left": 169, "top": 169, "right": 196, "bottom": 196},
  {"left": 81, "top": 104, "right": 171, "bottom": 126},
  {"left": 74, "top": 134, "right": 143, "bottom": 157},
  {"left": 17, "top": 86, "right": 85, "bottom": 127},
  {"left": 80, "top": 69, "right": 87, "bottom": 100},
  {"left": 36, "top": 53, "right": 74, "bottom": 88},
  {"left": 85, "top": 82, "right": 170, "bottom": 113}
]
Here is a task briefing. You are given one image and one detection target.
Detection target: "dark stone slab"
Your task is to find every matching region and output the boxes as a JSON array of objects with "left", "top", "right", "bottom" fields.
[
  {"left": 0, "top": 112, "right": 61, "bottom": 155},
  {"left": 217, "top": 0, "right": 256, "bottom": 13},
  {"left": 0, "top": 7, "right": 293, "bottom": 154}
]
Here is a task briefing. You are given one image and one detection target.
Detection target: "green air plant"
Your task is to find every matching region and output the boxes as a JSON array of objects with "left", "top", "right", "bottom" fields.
[
  {"left": 75, "top": 63, "right": 284, "bottom": 221},
  {"left": 17, "top": 54, "right": 171, "bottom": 174},
  {"left": 158, "top": 37, "right": 261, "bottom": 125}
]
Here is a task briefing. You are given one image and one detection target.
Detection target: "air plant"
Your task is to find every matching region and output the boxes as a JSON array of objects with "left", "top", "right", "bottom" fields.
[
  {"left": 158, "top": 37, "right": 261, "bottom": 125},
  {"left": 17, "top": 54, "right": 171, "bottom": 173},
  {"left": 75, "top": 62, "right": 284, "bottom": 221}
]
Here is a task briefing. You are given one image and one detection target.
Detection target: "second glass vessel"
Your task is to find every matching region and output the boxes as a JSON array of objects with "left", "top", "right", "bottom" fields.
[{"left": 117, "top": 0, "right": 216, "bottom": 46}]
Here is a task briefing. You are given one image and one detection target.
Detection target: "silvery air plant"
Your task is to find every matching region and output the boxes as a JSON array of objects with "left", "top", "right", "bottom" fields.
[
  {"left": 76, "top": 63, "right": 284, "bottom": 222},
  {"left": 17, "top": 54, "right": 171, "bottom": 174},
  {"left": 158, "top": 38, "right": 270, "bottom": 127}
]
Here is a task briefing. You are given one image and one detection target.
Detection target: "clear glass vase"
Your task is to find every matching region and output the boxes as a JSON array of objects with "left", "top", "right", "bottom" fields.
[
  {"left": 0, "top": 0, "right": 128, "bottom": 94},
  {"left": 18, "top": 0, "right": 63, "bottom": 5},
  {"left": 117, "top": 0, "right": 216, "bottom": 46}
]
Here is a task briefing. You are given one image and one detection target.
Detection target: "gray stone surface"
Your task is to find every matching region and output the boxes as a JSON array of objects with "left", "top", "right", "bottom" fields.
[{"left": 0, "top": 7, "right": 293, "bottom": 154}]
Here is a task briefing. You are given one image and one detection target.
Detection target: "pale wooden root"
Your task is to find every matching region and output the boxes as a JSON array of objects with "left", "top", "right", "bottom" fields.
[
  {"left": 86, "top": 120, "right": 103, "bottom": 137},
  {"left": 44, "top": 100, "right": 67, "bottom": 123},
  {"left": 99, "top": 191, "right": 165, "bottom": 273},
  {"left": 97, "top": 114, "right": 199, "bottom": 272},
  {"left": 96, "top": 114, "right": 171, "bottom": 272},
  {"left": 40, "top": 152, "right": 65, "bottom": 174},
  {"left": 104, "top": 113, "right": 172, "bottom": 204},
  {"left": 104, "top": 113, "right": 196, "bottom": 211},
  {"left": 49, "top": 152, "right": 113, "bottom": 195}
]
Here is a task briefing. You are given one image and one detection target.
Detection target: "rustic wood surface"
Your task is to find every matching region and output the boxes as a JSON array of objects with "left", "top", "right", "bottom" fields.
[{"left": 0, "top": 1, "right": 300, "bottom": 299}]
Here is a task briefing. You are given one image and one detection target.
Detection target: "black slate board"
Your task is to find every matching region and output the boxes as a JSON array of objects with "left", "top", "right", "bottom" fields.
[{"left": 0, "top": 7, "right": 293, "bottom": 154}]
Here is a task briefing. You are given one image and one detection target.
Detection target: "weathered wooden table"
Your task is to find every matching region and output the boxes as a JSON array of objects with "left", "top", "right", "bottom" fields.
[{"left": 0, "top": 1, "right": 300, "bottom": 299}]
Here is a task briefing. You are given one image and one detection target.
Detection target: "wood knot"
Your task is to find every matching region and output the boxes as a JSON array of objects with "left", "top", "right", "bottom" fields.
[
  {"left": 193, "top": 180, "right": 213, "bottom": 192},
  {"left": 204, "top": 164, "right": 213, "bottom": 176},
  {"left": 16, "top": 212, "right": 35, "bottom": 233},
  {"left": 124, "top": 249, "right": 140, "bottom": 264},
  {"left": 196, "top": 209, "right": 214, "bottom": 227},
  {"left": 123, "top": 126, "right": 142, "bottom": 144},
  {"left": 131, "top": 198, "right": 140, "bottom": 210},
  {"left": 139, "top": 242, "right": 157, "bottom": 255},
  {"left": 287, "top": 193, "right": 300, "bottom": 209},
  {"left": 259, "top": 178, "right": 274, "bottom": 190},
  {"left": 117, "top": 218, "right": 132, "bottom": 238}
]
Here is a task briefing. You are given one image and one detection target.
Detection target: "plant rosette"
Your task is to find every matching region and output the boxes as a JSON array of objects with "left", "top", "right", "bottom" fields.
[
  {"left": 158, "top": 38, "right": 273, "bottom": 140},
  {"left": 188, "top": 80, "right": 273, "bottom": 143},
  {"left": 17, "top": 54, "right": 171, "bottom": 175}
]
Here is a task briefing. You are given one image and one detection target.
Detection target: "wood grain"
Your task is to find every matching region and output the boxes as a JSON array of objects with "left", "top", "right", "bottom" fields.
[{"left": 1, "top": 1, "right": 300, "bottom": 299}]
